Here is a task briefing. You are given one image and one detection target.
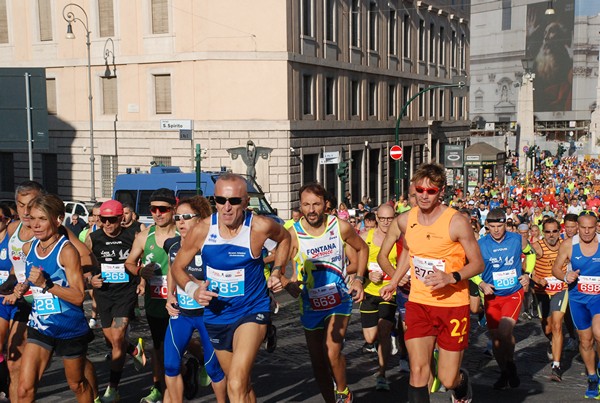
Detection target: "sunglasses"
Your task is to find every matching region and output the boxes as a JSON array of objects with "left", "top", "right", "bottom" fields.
[
  {"left": 543, "top": 230, "right": 559, "bottom": 233},
  {"left": 579, "top": 210, "right": 597, "bottom": 218},
  {"left": 415, "top": 186, "right": 439, "bottom": 195},
  {"left": 377, "top": 216, "right": 394, "bottom": 222},
  {"left": 150, "top": 205, "right": 172, "bottom": 214},
  {"left": 214, "top": 196, "right": 244, "bottom": 206},
  {"left": 99, "top": 216, "right": 120, "bottom": 224},
  {"left": 174, "top": 214, "right": 198, "bottom": 222}
]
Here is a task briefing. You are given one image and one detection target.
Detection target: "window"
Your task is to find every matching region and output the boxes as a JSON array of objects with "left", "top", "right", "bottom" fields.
[
  {"left": 0, "top": 152, "right": 13, "bottom": 192},
  {"left": 351, "top": 0, "right": 359, "bottom": 47},
  {"left": 325, "top": 0, "right": 335, "bottom": 41},
  {"left": 429, "top": 89, "right": 435, "bottom": 117},
  {"left": 439, "top": 89, "right": 445, "bottom": 117},
  {"left": 351, "top": 80, "right": 360, "bottom": 116},
  {"left": 102, "top": 77, "right": 118, "bottom": 115},
  {"left": 325, "top": 77, "right": 336, "bottom": 116},
  {"left": 449, "top": 94, "right": 455, "bottom": 117},
  {"left": 152, "top": 156, "right": 172, "bottom": 166},
  {"left": 402, "top": 85, "right": 409, "bottom": 116},
  {"left": 460, "top": 33, "right": 466, "bottom": 70},
  {"left": 99, "top": 0, "right": 115, "bottom": 37},
  {"left": 418, "top": 86, "right": 424, "bottom": 117},
  {"left": 151, "top": 0, "right": 168, "bottom": 34},
  {"left": 368, "top": 1, "right": 377, "bottom": 51},
  {"left": 302, "top": 74, "right": 314, "bottom": 115},
  {"left": 154, "top": 74, "right": 172, "bottom": 114},
  {"left": 42, "top": 154, "right": 58, "bottom": 194},
  {"left": 302, "top": 0, "right": 313, "bottom": 37},
  {"left": 475, "top": 93, "right": 483, "bottom": 109},
  {"left": 368, "top": 82, "right": 377, "bottom": 116},
  {"left": 388, "top": 84, "right": 396, "bottom": 117},
  {"left": 388, "top": 10, "right": 396, "bottom": 55},
  {"left": 439, "top": 26, "right": 445, "bottom": 65},
  {"left": 451, "top": 30, "right": 456, "bottom": 67},
  {"left": 458, "top": 96, "right": 464, "bottom": 118},
  {"left": 502, "top": 0, "right": 511, "bottom": 31},
  {"left": 101, "top": 155, "right": 118, "bottom": 198},
  {"left": 429, "top": 23, "right": 435, "bottom": 63},
  {"left": 46, "top": 78, "right": 57, "bottom": 115},
  {"left": 0, "top": 0, "right": 7, "bottom": 44},
  {"left": 418, "top": 19, "right": 425, "bottom": 61},
  {"left": 402, "top": 14, "right": 410, "bottom": 58},
  {"left": 38, "top": 0, "right": 52, "bottom": 41}
]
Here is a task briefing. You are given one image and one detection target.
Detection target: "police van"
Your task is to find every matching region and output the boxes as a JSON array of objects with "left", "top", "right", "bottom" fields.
[{"left": 113, "top": 166, "right": 282, "bottom": 225}]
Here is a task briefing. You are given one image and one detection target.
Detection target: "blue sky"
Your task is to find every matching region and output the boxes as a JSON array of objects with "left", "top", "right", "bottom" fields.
[{"left": 576, "top": 0, "right": 600, "bottom": 16}]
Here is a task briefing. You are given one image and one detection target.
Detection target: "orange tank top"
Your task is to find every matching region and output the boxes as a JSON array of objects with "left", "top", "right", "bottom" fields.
[
  {"left": 533, "top": 239, "right": 565, "bottom": 295},
  {"left": 405, "top": 207, "right": 468, "bottom": 307}
]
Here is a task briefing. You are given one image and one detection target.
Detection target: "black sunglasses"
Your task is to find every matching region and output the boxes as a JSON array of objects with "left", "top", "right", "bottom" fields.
[
  {"left": 214, "top": 196, "right": 244, "bottom": 206},
  {"left": 150, "top": 205, "right": 172, "bottom": 214},
  {"left": 99, "top": 216, "right": 120, "bottom": 224},
  {"left": 174, "top": 214, "right": 198, "bottom": 222},
  {"left": 579, "top": 210, "right": 597, "bottom": 218}
]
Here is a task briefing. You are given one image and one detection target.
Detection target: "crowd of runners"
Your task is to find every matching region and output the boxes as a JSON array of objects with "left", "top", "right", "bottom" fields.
[{"left": 1, "top": 155, "right": 600, "bottom": 402}]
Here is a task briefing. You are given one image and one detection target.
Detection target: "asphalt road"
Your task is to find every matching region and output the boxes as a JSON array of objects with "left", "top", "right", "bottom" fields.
[{"left": 34, "top": 293, "right": 591, "bottom": 402}]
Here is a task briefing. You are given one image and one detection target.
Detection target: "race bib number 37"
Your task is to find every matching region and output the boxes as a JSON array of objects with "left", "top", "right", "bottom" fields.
[
  {"left": 308, "top": 283, "right": 341, "bottom": 311},
  {"left": 578, "top": 276, "right": 600, "bottom": 295},
  {"left": 206, "top": 267, "right": 245, "bottom": 298},
  {"left": 412, "top": 256, "right": 446, "bottom": 282}
]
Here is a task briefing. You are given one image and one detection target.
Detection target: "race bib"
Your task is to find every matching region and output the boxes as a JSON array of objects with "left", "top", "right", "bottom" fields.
[
  {"left": 492, "top": 269, "right": 518, "bottom": 290},
  {"left": 31, "top": 286, "right": 62, "bottom": 316},
  {"left": 150, "top": 275, "right": 168, "bottom": 300},
  {"left": 176, "top": 285, "right": 202, "bottom": 310},
  {"left": 0, "top": 271, "right": 9, "bottom": 286},
  {"left": 101, "top": 263, "right": 129, "bottom": 284},
  {"left": 412, "top": 256, "right": 446, "bottom": 282},
  {"left": 578, "top": 276, "right": 600, "bottom": 295},
  {"left": 545, "top": 277, "right": 564, "bottom": 293},
  {"left": 308, "top": 283, "right": 342, "bottom": 311},
  {"left": 206, "top": 267, "right": 245, "bottom": 298},
  {"left": 368, "top": 262, "right": 391, "bottom": 281}
]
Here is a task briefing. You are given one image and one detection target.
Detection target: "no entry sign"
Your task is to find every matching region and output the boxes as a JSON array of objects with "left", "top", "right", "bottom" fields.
[{"left": 390, "top": 145, "right": 403, "bottom": 160}]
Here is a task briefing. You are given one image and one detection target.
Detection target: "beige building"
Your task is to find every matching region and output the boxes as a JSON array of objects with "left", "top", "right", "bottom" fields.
[{"left": 0, "top": 0, "right": 469, "bottom": 218}]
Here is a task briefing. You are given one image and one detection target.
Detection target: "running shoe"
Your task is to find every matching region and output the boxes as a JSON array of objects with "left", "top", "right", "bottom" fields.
[
  {"left": 335, "top": 389, "right": 354, "bottom": 403},
  {"left": 132, "top": 338, "right": 146, "bottom": 372},
  {"left": 493, "top": 371, "right": 510, "bottom": 390},
  {"left": 586, "top": 375, "right": 600, "bottom": 399},
  {"left": 375, "top": 376, "right": 390, "bottom": 391},
  {"left": 451, "top": 369, "right": 472, "bottom": 403},
  {"left": 140, "top": 386, "right": 162, "bottom": 403},
  {"left": 89, "top": 318, "right": 98, "bottom": 329},
  {"left": 507, "top": 362, "right": 520, "bottom": 388},
  {"left": 0, "top": 392, "right": 9, "bottom": 403},
  {"left": 100, "top": 386, "right": 120, "bottom": 403},
  {"left": 550, "top": 364, "right": 562, "bottom": 382},
  {"left": 198, "top": 364, "right": 212, "bottom": 387},
  {"left": 362, "top": 342, "right": 377, "bottom": 354},
  {"left": 265, "top": 324, "right": 277, "bottom": 353},
  {"left": 546, "top": 343, "right": 553, "bottom": 361},
  {"left": 183, "top": 356, "right": 200, "bottom": 400},
  {"left": 94, "top": 398, "right": 101, "bottom": 403},
  {"left": 391, "top": 335, "right": 399, "bottom": 356}
]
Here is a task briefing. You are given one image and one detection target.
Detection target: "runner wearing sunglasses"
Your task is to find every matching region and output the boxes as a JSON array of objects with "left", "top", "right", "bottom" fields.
[
  {"left": 170, "top": 173, "right": 291, "bottom": 403},
  {"left": 125, "top": 188, "right": 179, "bottom": 403},
  {"left": 378, "top": 163, "right": 484, "bottom": 403},
  {"left": 86, "top": 200, "right": 147, "bottom": 402}
]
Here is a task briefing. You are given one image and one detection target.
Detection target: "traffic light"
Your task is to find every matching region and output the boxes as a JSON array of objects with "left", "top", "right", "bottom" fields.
[
  {"left": 399, "top": 161, "right": 408, "bottom": 179},
  {"left": 557, "top": 143, "right": 566, "bottom": 158},
  {"left": 337, "top": 162, "right": 348, "bottom": 180}
]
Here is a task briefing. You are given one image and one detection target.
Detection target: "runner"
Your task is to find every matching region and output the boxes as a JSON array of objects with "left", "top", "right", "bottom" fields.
[
  {"left": 553, "top": 211, "right": 600, "bottom": 399},
  {"left": 287, "top": 182, "right": 368, "bottom": 403},
  {"left": 162, "top": 196, "right": 226, "bottom": 403},
  {"left": 0, "top": 204, "right": 14, "bottom": 398},
  {"left": 170, "top": 173, "right": 291, "bottom": 402},
  {"left": 18, "top": 194, "right": 95, "bottom": 402},
  {"left": 125, "top": 188, "right": 179, "bottom": 403},
  {"left": 473, "top": 208, "right": 530, "bottom": 389},
  {"left": 379, "top": 163, "right": 484, "bottom": 403},
  {"left": 359, "top": 204, "right": 398, "bottom": 391},
  {"left": 86, "top": 200, "right": 147, "bottom": 402},
  {"left": 122, "top": 203, "right": 146, "bottom": 233},
  {"left": 531, "top": 218, "right": 568, "bottom": 381}
]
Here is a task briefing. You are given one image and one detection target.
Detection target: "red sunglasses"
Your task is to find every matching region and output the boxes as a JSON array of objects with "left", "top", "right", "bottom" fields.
[{"left": 415, "top": 186, "right": 440, "bottom": 195}]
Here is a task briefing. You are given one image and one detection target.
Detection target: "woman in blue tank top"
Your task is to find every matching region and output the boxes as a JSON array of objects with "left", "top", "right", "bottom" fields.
[{"left": 18, "top": 194, "right": 95, "bottom": 402}]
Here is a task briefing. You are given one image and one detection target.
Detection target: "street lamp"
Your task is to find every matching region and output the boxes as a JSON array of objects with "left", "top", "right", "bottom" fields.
[
  {"left": 545, "top": 1, "right": 555, "bottom": 15},
  {"left": 103, "top": 38, "right": 116, "bottom": 79},
  {"left": 63, "top": 3, "right": 96, "bottom": 201}
]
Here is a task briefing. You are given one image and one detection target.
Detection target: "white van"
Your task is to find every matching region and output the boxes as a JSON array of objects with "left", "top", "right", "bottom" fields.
[{"left": 63, "top": 201, "right": 90, "bottom": 225}]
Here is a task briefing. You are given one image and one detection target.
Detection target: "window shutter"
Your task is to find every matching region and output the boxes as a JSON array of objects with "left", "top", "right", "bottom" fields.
[
  {"left": 38, "top": 0, "right": 53, "bottom": 41},
  {"left": 99, "top": 0, "right": 114, "bottom": 37},
  {"left": 152, "top": 0, "right": 168, "bottom": 34},
  {"left": 0, "top": 1, "right": 8, "bottom": 44},
  {"left": 102, "top": 77, "right": 118, "bottom": 115},
  {"left": 154, "top": 74, "right": 171, "bottom": 114},
  {"left": 46, "top": 78, "right": 57, "bottom": 115}
]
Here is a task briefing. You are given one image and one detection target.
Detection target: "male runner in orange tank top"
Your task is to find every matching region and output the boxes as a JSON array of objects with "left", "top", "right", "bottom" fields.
[{"left": 378, "top": 163, "right": 483, "bottom": 403}]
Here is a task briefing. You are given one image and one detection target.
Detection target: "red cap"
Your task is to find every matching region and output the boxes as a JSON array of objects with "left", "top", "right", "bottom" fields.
[{"left": 99, "top": 200, "right": 123, "bottom": 216}]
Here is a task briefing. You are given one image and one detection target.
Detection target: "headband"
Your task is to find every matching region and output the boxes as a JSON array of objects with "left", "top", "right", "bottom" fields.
[{"left": 150, "top": 196, "right": 176, "bottom": 205}]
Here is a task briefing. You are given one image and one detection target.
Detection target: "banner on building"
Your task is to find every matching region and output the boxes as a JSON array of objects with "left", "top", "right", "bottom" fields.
[{"left": 444, "top": 144, "right": 464, "bottom": 168}]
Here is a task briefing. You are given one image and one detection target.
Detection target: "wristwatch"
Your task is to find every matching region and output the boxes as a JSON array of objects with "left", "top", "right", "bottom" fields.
[
  {"left": 354, "top": 275, "right": 365, "bottom": 284},
  {"left": 452, "top": 272, "right": 462, "bottom": 284},
  {"left": 42, "top": 278, "right": 55, "bottom": 293}
]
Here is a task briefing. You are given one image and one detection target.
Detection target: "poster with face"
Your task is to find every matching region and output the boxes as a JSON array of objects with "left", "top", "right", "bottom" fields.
[{"left": 526, "top": 0, "right": 574, "bottom": 112}]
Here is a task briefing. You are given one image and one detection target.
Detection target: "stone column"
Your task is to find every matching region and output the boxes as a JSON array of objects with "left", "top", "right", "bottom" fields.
[
  {"left": 590, "top": 59, "right": 600, "bottom": 157},
  {"left": 517, "top": 73, "right": 535, "bottom": 173}
]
